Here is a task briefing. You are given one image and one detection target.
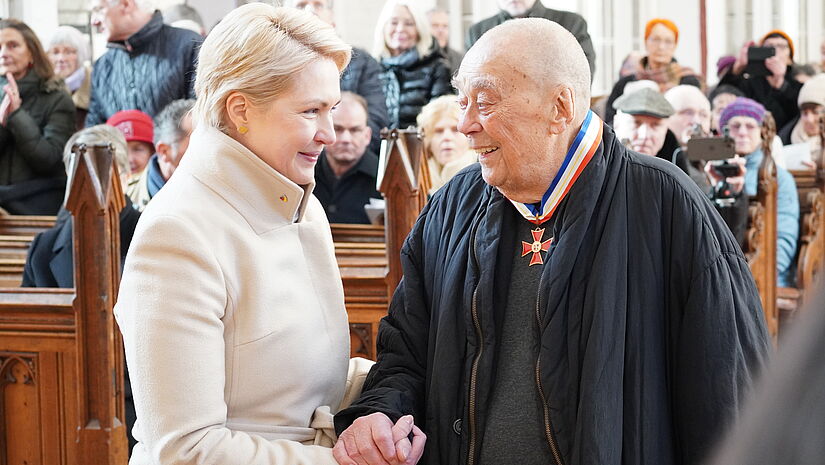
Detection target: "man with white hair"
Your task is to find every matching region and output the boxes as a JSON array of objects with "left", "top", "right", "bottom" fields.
[
  {"left": 665, "top": 84, "right": 712, "bottom": 145},
  {"left": 334, "top": 18, "right": 768, "bottom": 465},
  {"left": 86, "top": 0, "right": 202, "bottom": 126}
]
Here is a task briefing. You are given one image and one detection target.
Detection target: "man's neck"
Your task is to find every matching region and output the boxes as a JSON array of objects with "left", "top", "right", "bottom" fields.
[
  {"left": 118, "top": 11, "right": 154, "bottom": 41},
  {"left": 328, "top": 158, "right": 357, "bottom": 178}
]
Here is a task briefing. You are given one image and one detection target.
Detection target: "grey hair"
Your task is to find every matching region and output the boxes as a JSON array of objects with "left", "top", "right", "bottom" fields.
[
  {"left": 154, "top": 99, "right": 195, "bottom": 147},
  {"left": 63, "top": 125, "right": 129, "bottom": 179},
  {"left": 47, "top": 25, "right": 90, "bottom": 64}
]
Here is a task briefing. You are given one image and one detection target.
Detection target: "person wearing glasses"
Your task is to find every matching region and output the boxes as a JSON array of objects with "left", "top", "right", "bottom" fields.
[
  {"left": 314, "top": 91, "right": 382, "bottom": 224},
  {"left": 605, "top": 18, "right": 701, "bottom": 125}
]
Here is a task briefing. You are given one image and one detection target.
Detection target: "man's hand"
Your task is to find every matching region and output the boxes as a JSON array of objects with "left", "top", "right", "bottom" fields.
[{"left": 333, "top": 413, "right": 426, "bottom": 465}]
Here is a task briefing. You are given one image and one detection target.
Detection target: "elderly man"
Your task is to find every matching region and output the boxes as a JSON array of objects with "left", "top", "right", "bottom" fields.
[
  {"left": 314, "top": 92, "right": 382, "bottom": 224},
  {"left": 287, "top": 0, "right": 389, "bottom": 155},
  {"left": 466, "top": 0, "right": 595, "bottom": 76},
  {"left": 334, "top": 18, "right": 769, "bottom": 465},
  {"left": 86, "top": 0, "right": 202, "bottom": 126},
  {"left": 126, "top": 99, "right": 194, "bottom": 211},
  {"left": 613, "top": 88, "right": 688, "bottom": 174},
  {"left": 665, "top": 84, "right": 712, "bottom": 145}
]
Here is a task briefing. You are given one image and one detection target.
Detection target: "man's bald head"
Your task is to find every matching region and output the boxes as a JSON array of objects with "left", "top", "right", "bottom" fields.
[{"left": 462, "top": 18, "right": 591, "bottom": 124}]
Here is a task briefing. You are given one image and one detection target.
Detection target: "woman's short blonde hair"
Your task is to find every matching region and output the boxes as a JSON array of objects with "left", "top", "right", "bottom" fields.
[
  {"left": 417, "top": 95, "right": 460, "bottom": 159},
  {"left": 372, "top": 0, "right": 434, "bottom": 59},
  {"left": 193, "top": 3, "right": 351, "bottom": 131}
]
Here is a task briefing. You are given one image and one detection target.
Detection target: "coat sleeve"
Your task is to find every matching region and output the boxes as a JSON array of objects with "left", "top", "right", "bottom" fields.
[
  {"left": 334, "top": 208, "right": 432, "bottom": 434},
  {"left": 115, "top": 214, "right": 339, "bottom": 465},
  {"left": 671, "top": 251, "right": 771, "bottom": 464},
  {"left": 356, "top": 53, "right": 390, "bottom": 150},
  {"left": 6, "top": 91, "right": 75, "bottom": 174}
]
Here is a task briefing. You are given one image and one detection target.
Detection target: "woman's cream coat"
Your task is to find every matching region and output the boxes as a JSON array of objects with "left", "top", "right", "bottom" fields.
[{"left": 115, "top": 126, "right": 367, "bottom": 464}]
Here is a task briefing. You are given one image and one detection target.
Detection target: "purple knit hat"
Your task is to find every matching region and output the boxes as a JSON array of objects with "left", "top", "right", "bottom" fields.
[{"left": 719, "top": 97, "right": 766, "bottom": 132}]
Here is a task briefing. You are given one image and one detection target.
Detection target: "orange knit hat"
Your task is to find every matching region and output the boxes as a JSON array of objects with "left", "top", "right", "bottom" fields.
[
  {"left": 645, "top": 18, "right": 679, "bottom": 43},
  {"left": 760, "top": 29, "right": 795, "bottom": 60}
]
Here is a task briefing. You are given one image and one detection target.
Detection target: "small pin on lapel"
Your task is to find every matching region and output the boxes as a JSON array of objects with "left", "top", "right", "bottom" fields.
[{"left": 279, "top": 194, "right": 288, "bottom": 202}]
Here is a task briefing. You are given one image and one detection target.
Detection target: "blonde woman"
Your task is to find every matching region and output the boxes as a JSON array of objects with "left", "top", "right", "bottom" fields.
[
  {"left": 114, "top": 4, "right": 381, "bottom": 463},
  {"left": 373, "top": 0, "right": 452, "bottom": 129},
  {"left": 417, "top": 95, "right": 476, "bottom": 193}
]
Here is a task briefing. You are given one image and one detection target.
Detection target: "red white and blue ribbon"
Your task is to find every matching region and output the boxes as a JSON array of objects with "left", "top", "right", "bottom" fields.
[{"left": 509, "top": 110, "right": 603, "bottom": 224}]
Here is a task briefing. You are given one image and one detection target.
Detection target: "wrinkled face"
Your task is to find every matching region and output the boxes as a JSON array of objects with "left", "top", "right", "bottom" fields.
[
  {"left": 726, "top": 115, "right": 762, "bottom": 155},
  {"left": 0, "top": 28, "right": 32, "bottom": 79},
  {"left": 629, "top": 114, "right": 668, "bottom": 156},
  {"left": 429, "top": 114, "right": 469, "bottom": 166},
  {"left": 456, "top": 49, "right": 555, "bottom": 200},
  {"left": 127, "top": 140, "right": 153, "bottom": 174},
  {"left": 91, "top": 0, "right": 128, "bottom": 41},
  {"left": 711, "top": 93, "right": 738, "bottom": 134},
  {"left": 384, "top": 5, "right": 418, "bottom": 56},
  {"left": 668, "top": 102, "right": 711, "bottom": 143},
  {"left": 242, "top": 59, "right": 340, "bottom": 185},
  {"left": 763, "top": 36, "right": 792, "bottom": 66},
  {"left": 429, "top": 10, "right": 450, "bottom": 48},
  {"left": 645, "top": 23, "right": 676, "bottom": 67},
  {"left": 497, "top": 0, "right": 537, "bottom": 17},
  {"left": 47, "top": 44, "right": 79, "bottom": 78},
  {"left": 327, "top": 98, "right": 371, "bottom": 170},
  {"left": 800, "top": 103, "right": 823, "bottom": 138}
]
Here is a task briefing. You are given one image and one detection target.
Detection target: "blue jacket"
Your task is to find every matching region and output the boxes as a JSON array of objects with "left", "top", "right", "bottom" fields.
[
  {"left": 744, "top": 149, "right": 800, "bottom": 287},
  {"left": 85, "top": 11, "right": 202, "bottom": 126}
]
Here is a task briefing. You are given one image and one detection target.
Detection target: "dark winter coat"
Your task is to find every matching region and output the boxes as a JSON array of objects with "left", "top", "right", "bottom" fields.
[
  {"left": 85, "top": 11, "right": 202, "bottom": 126},
  {"left": 466, "top": 0, "right": 595, "bottom": 76},
  {"left": 342, "top": 48, "right": 390, "bottom": 155},
  {"left": 336, "top": 126, "right": 770, "bottom": 465},
  {"left": 0, "top": 71, "right": 74, "bottom": 214},
  {"left": 719, "top": 67, "right": 802, "bottom": 131},
  {"left": 379, "top": 46, "right": 452, "bottom": 129}
]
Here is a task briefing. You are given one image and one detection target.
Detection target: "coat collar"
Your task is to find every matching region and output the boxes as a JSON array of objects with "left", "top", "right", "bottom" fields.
[
  {"left": 179, "top": 126, "right": 314, "bottom": 234},
  {"left": 499, "top": 0, "right": 549, "bottom": 20},
  {"left": 108, "top": 10, "right": 163, "bottom": 53}
]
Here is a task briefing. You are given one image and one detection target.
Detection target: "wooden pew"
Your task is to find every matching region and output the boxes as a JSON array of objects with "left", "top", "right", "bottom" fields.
[
  {"left": 0, "top": 144, "right": 128, "bottom": 463},
  {"left": 745, "top": 113, "right": 778, "bottom": 343},
  {"left": 336, "top": 128, "right": 431, "bottom": 360},
  {"left": 0, "top": 215, "right": 55, "bottom": 236}
]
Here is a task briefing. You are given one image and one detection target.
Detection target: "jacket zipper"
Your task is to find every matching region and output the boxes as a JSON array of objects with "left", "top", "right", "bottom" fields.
[
  {"left": 467, "top": 223, "right": 483, "bottom": 465},
  {"left": 535, "top": 281, "right": 564, "bottom": 465}
]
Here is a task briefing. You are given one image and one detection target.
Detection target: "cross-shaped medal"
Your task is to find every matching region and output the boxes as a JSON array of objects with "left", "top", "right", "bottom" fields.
[{"left": 521, "top": 228, "right": 553, "bottom": 266}]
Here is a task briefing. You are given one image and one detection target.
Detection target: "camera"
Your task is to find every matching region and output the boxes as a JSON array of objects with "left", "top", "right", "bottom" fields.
[{"left": 744, "top": 46, "right": 776, "bottom": 77}]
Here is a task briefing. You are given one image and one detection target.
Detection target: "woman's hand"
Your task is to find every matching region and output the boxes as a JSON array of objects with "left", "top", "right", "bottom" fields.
[
  {"left": 732, "top": 40, "right": 755, "bottom": 75},
  {"left": 0, "top": 73, "right": 22, "bottom": 126}
]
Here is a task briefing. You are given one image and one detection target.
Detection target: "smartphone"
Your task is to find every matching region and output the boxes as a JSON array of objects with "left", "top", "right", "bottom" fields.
[
  {"left": 744, "top": 46, "right": 776, "bottom": 77},
  {"left": 685, "top": 137, "right": 736, "bottom": 161}
]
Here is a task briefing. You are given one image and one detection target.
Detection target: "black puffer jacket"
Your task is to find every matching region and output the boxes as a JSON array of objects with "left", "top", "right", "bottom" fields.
[
  {"left": 0, "top": 71, "right": 74, "bottom": 214},
  {"left": 379, "top": 46, "right": 452, "bottom": 129},
  {"left": 85, "top": 11, "right": 201, "bottom": 126},
  {"left": 342, "top": 48, "right": 389, "bottom": 154},
  {"left": 336, "top": 126, "right": 769, "bottom": 465}
]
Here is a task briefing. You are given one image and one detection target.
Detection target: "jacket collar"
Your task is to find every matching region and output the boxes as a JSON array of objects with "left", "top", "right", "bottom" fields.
[
  {"left": 179, "top": 126, "right": 314, "bottom": 234},
  {"left": 108, "top": 10, "right": 163, "bottom": 52}
]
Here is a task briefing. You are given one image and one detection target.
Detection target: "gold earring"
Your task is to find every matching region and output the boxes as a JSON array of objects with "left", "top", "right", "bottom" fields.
[{"left": 238, "top": 125, "right": 248, "bottom": 135}]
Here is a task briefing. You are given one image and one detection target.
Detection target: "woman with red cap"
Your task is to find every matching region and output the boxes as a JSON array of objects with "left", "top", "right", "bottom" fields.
[
  {"left": 106, "top": 109, "right": 155, "bottom": 175},
  {"left": 604, "top": 18, "right": 701, "bottom": 125},
  {"left": 720, "top": 30, "right": 802, "bottom": 130}
]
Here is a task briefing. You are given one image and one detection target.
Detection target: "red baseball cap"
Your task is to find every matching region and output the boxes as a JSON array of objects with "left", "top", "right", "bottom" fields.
[{"left": 106, "top": 110, "right": 154, "bottom": 145}]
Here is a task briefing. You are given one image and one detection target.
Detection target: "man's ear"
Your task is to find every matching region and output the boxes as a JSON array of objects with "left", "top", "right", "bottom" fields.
[
  {"left": 547, "top": 86, "right": 576, "bottom": 135},
  {"left": 361, "top": 125, "right": 373, "bottom": 145},
  {"left": 156, "top": 142, "right": 173, "bottom": 164},
  {"left": 225, "top": 92, "right": 250, "bottom": 135}
]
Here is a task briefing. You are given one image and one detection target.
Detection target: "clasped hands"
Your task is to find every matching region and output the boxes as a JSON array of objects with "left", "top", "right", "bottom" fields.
[
  {"left": 0, "top": 72, "right": 22, "bottom": 126},
  {"left": 334, "top": 413, "right": 426, "bottom": 465}
]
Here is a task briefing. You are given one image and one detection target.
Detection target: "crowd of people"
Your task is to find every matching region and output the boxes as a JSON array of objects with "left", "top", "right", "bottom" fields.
[{"left": 1, "top": 0, "right": 823, "bottom": 463}]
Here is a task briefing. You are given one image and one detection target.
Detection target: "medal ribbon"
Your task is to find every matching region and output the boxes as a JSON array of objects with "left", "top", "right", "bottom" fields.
[{"left": 509, "top": 110, "right": 603, "bottom": 224}]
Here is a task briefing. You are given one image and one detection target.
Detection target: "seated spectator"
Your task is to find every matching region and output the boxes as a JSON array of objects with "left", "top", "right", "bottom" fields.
[
  {"left": 86, "top": 0, "right": 202, "bottom": 126},
  {"left": 314, "top": 92, "right": 382, "bottom": 224},
  {"left": 665, "top": 85, "right": 711, "bottom": 145},
  {"left": 707, "top": 97, "right": 800, "bottom": 286},
  {"left": 720, "top": 30, "right": 802, "bottom": 130},
  {"left": 778, "top": 74, "right": 825, "bottom": 168},
  {"left": 416, "top": 95, "right": 476, "bottom": 193},
  {"left": 162, "top": 3, "right": 206, "bottom": 36},
  {"left": 373, "top": 0, "right": 452, "bottom": 129},
  {"left": 466, "top": 0, "right": 595, "bottom": 76},
  {"left": 285, "top": 0, "right": 389, "bottom": 155},
  {"left": 605, "top": 19, "right": 701, "bottom": 125},
  {"left": 619, "top": 50, "right": 644, "bottom": 78},
  {"left": 46, "top": 25, "right": 91, "bottom": 129},
  {"left": 612, "top": 88, "right": 689, "bottom": 174},
  {"left": 126, "top": 99, "right": 194, "bottom": 211},
  {"left": 428, "top": 7, "right": 463, "bottom": 74},
  {"left": 106, "top": 109, "right": 154, "bottom": 175},
  {"left": 709, "top": 84, "right": 744, "bottom": 134},
  {"left": 0, "top": 19, "right": 75, "bottom": 215}
]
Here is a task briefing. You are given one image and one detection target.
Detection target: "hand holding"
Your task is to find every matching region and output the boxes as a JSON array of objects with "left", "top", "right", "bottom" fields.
[{"left": 333, "top": 413, "right": 426, "bottom": 465}]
